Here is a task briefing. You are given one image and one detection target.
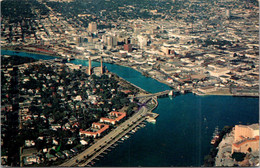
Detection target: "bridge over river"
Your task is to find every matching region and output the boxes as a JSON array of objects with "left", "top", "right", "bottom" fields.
[{"left": 133, "top": 90, "right": 178, "bottom": 99}]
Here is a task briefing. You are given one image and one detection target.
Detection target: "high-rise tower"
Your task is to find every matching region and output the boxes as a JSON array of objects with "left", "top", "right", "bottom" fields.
[{"left": 88, "top": 22, "right": 97, "bottom": 33}]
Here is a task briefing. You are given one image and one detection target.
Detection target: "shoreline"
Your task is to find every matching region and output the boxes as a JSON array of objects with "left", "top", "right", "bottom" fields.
[
  {"left": 2, "top": 52, "right": 158, "bottom": 167},
  {"left": 2, "top": 49, "right": 258, "bottom": 167},
  {"left": 1, "top": 49, "right": 258, "bottom": 98},
  {"left": 1, "top": 47, "right": 61, "bottom": 57}
]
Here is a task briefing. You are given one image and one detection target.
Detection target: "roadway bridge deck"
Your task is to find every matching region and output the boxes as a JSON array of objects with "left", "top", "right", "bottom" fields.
[{"left": 134, "top": 90, "right": 177, "bottom": 99}]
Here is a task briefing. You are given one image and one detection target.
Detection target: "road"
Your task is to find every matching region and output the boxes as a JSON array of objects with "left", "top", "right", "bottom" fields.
[{"left": 59, "top": 98, "right": 150, "bottom": 167}]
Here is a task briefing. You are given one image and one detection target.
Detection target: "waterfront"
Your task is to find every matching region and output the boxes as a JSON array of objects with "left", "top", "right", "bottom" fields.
[
  {"left": 93, "top": 94, "right": 259, "bottom": 167},
  {"left": 1, "top": 50, "right": 259, "bottom": 166}
]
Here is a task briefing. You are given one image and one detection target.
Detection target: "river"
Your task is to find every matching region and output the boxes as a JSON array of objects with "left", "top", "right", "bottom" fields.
[{"left": 2, "top": 50, "right": 259, "bottom": 166}]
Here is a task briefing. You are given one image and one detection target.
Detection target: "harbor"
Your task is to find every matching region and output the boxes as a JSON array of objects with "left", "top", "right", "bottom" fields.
[
  {"left": 1, "top": 50, "right": 259, "bottom": 167},
  {"left": 76, "top": 109, "right": 151, "bottom": 167},
  {"left": 59, "top": 96, "right": 158, "bottom": 167}
]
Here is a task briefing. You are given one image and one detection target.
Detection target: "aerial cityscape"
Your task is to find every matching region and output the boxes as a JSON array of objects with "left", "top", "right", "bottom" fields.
[{"left": 1, "top": 0, "right": 259, "bottom": 167}]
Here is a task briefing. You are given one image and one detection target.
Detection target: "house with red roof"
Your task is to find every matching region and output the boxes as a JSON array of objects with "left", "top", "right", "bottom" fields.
[{"left": 79, "top": 123, "right": 109, "bottom": 138}]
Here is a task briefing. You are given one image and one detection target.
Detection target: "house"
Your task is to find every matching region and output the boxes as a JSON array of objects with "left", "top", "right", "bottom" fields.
[
  {"left": 80, "top": 139, "right": 88, "bottom": 145},
  {"left": 62, "top": 150, "right": 73, "bottom": 158},
  {"left": 50, "top": 124, "right": 61, "bottom": 131},
  {"left": 25, "top": 140, "right": 36, "bottom": 147},
  {"left": 46, "top": 153, "right": 57, "bottom": 161},
  {"left": 23, "top": 155, "right": 40, "bottom": 165},
  {"left": 79, "top": 123, "right": 109, "bottom": 138}
]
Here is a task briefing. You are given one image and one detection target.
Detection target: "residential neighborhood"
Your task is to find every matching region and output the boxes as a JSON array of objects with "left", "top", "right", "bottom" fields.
[{"left": 1, "top": 55, "right": 140, "bottom": 166}]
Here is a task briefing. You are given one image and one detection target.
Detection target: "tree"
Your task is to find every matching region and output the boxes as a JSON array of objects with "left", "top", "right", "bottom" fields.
[{"left": 232, "top": 152, "right": 246, "bottom": 162}]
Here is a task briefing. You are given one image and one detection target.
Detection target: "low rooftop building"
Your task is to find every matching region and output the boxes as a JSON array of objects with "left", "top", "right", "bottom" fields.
[
  {"left": 79, "top": 123, "right": 109, "bottom": 138},
  {"left": 232, "top": 124, "right": 259, "bottom": 154},
  {"left": 100, "top": 111, "right": 126, "bottom": 125}
]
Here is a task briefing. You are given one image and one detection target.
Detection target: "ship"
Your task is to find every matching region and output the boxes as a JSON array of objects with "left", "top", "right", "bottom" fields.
[
  {"left": 211, "top": 126, "right": 220, "bottom": 145},
  {"left": 168, "top": 90, "right": 174, "bottom": 96}
]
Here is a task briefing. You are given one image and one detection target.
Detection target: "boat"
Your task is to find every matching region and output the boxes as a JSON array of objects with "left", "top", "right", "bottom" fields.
[
  {"left": 168, "top": 90, "right": 174, "bottom": 96},
  {"left": 146, "top": 117, "right": 156, "bottom": 123},
  {"left": 211, "top": 126, "right": 220, "bottom": 145},
  {"left": 140, "top": 124, "right": 146, "bottom": 127},
  {"left": 125, "top": 135, "right": 129, "bottom": 139}
]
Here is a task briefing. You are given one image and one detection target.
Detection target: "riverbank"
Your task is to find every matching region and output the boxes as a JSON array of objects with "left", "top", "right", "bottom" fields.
[
  {"left": 60, "top": 97, "right": 154, "bottom": 167},
  {"left": 1, "top": 46, "right": 61, "bottom": 58},
  {"left": 2, "top": 50, "right": 259, "bottom": 167},
  {"left": 2, "top": 49, "right": 258, "bottom": 98},
  {"left": 2, "top": 51, "right": 161, "bottom": 167}
]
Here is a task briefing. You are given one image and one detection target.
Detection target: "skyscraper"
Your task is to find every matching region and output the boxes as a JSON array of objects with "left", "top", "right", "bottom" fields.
[
  {"left": 107, "top": 36, "right": 117, "bottom": 47},
  {"left": 88, "top": 22, "right": 97, "bottom": 33},
  {"left": 226, "top": 9, "right": 231, "bottom": 19}
]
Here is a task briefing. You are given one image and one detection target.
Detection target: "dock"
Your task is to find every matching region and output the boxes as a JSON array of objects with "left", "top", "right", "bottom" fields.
[
  {"left": 146, "top": 112, "right": 159, "bottom": 119},
  {"left": 145, "top": 112, "right": 159, "bottom": 123}
]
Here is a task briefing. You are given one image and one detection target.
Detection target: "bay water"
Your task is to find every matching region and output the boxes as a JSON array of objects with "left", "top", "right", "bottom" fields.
[{"left": 2, "top": 50, "right": 259, "bottom": 166}]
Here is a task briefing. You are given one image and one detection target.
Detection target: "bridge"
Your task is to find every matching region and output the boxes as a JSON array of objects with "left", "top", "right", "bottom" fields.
[{"left": 133, "top": 90, "right": 177, "bottom": 99}]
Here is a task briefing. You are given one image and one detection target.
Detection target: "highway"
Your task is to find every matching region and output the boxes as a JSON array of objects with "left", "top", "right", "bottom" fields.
[{"left": 59, "top": 98, "right": 151, "bottom": 167}]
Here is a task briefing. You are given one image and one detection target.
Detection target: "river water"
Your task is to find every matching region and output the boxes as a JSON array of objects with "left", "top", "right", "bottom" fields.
[{"left": 2, "top": 50, "right": 259, "bottom": 166}]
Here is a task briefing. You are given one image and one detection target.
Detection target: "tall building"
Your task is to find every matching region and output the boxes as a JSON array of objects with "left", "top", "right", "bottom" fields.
[
  {"left": 107, "top": 36, "right": 117, "bottom": 47},
  {"left": 137, "top": 35, "right": 148, "bottom": 49},
  {"left": 226, "top": 9, "right": 231, "bottom": 19},
  {"left": 88, "top": 22, "right": 97, "bottom": 33}
]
